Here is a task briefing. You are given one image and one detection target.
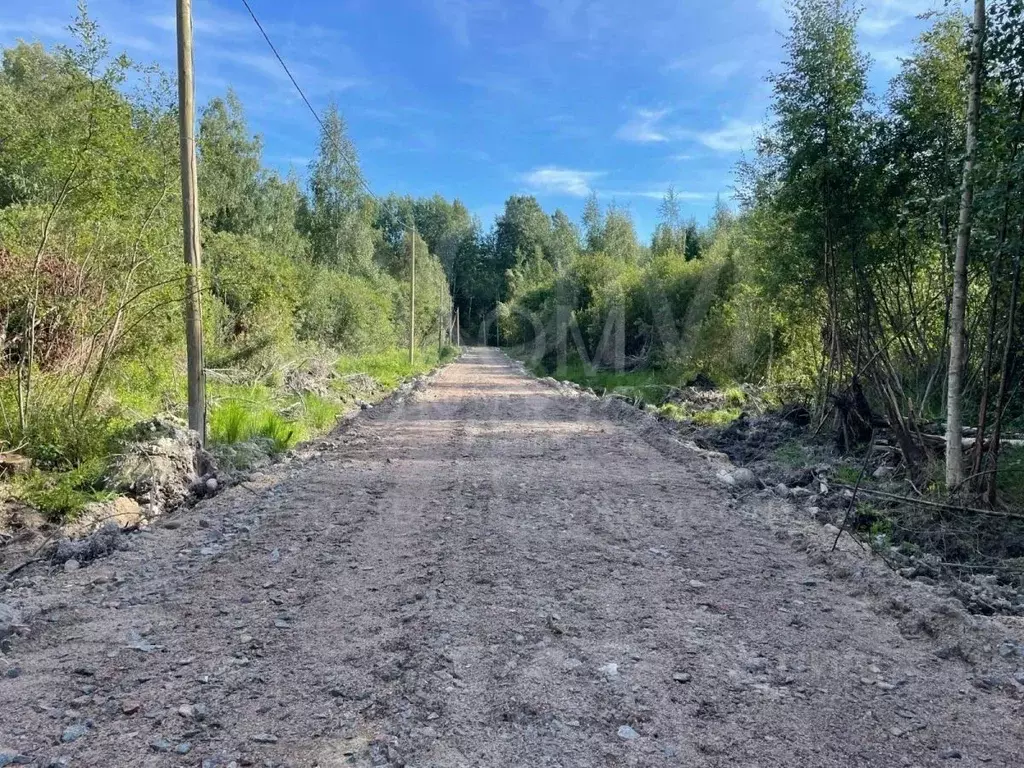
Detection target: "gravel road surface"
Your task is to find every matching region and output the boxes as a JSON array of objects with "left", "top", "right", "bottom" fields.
[{"left": 1, "top": 347, "right": 1021, "bottom": 767}]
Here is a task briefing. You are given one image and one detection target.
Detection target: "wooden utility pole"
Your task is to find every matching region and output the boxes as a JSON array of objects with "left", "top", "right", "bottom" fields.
[
  {"left": 455, "top": 308, "right": 461, "bottom": 347},
  {"left": 438, "top": 278, "right": 444, "bottom": 351},
  {"left": 408, "top": 225, "right": 416, "bottom": 365},
  {"left": 176, "top": 0, "right": 206, "bottom": 444},
  {"left": 945, "top": 0, "right": 985, "bottom": 491}
]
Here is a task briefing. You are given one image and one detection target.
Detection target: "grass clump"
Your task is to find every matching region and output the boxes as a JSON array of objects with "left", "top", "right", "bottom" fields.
[
  {"left": 773, "top": 440, "right": 809, "bottom": 469},
  {"left": 209, "top": 391, "right": 305, "bottom": 453},
  {"left": 13, "top": 457, "right": 114, "bottom": 521}
]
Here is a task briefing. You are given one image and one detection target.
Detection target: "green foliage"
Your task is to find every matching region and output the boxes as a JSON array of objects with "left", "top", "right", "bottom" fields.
[
  {"left": 773, "top": 440, "right": 808, "bottom": 469},
  {"left": 206, "top": 232, "right": 299, "bottom": 347},
  {"left": 0, "top": 12, "right": 459, "bottom": 522},
  {"left": 14, "top": 457, "right": 113, "bottom": 521},
  {"left": 253, "top": 412, "right": 299, "bottom": 453},
  {"left": 335, "top": 346, "right": 452, "bottom": 390},
  {"left": 834, "top": 464, "right": 864, "bottom": 485},
  {"left": 297, "top": 267, "right": 398, "bottom": 352},
  {"left": 209, "top": 400, "right": 252, "bottom": 445},
  {"left": 305, "top": 104, "right": 375, "bottom": 273}
]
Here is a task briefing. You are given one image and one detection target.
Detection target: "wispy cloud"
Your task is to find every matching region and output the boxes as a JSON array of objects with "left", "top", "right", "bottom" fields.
[
  {"left": 758, "top": 0, "right": 945, "bottom": 36},
  {"left": 693, "top": 119, "right": 760, "bottom": 153},
  {"left": 616, "top": 108, "right": 674, "bottom": 143},
  {"left": 520, "top": 166, "right": 604, "bottom": 197},
  {"left": 859, "top": 0, "right": 938, "bottom": 38},
  {"left": 668, "top": 56, "right": 746, "bottom": 82},
  {"left": 209, "top": 48, "right": 364, "bottom": 94},
  {"left": 429, "top": 0, "right": 504, "bottom": 47},
  {"left": 618, "top": 108, "right": 760, "bottom": 154},
  {"left": 459, "top": 73, "right": 527, "bottom": 98},
  {"left": 603, "top": 188, "right": 712, "bottom": 201},
  {"left": 0, "top": 17, "right": 70, "bottom": 40},
  {"left": 708, "top": 60, "right": 746, "bottom": 80},
  {"left": 864, "top": 43, "right": 909, "bottom": 72},
  {"left": 146, "top": 12, "right": 250, "bottom": 40}
]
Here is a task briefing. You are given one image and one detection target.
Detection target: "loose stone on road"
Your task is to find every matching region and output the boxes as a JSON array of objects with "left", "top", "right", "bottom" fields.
[{"left": 0, "top": 348, "right": 1021, "bottom": 766}]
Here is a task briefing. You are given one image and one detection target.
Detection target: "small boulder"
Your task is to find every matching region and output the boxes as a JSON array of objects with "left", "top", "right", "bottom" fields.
[
  {"left": 60, "top": 724, "right": 88, "bottom": 743},
  {"left": 0, "top": 751, "right": 33, "bottom": 766},
  {"left": 617, "top": 725, "right": 640, "bottom": 741},
  {"left": 730, "top": 467, "right": 759, "bottom": 488},
  {"left": 0, "top": 604, "right": 22, "bottom": 641}
]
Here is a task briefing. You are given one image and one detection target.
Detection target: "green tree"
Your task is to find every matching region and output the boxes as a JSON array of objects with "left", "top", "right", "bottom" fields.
[
  {"left": 548, "top": 209, "right": 580, "bottom": 272},
  {"left": 306, "top": 104, "right": 375, "bottom": 274},
  {"left": 197, "top": 90, "right": 262, "bottom": 235},
  {"left": 581, "top": 192, "right": 603, "bottom": 252}
]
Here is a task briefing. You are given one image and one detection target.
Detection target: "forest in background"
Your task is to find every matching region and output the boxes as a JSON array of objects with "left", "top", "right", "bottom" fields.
[
  {"left": 1, "top": 0, "right": 1023, "bottom": 526},
  {"left": 496, "top": 0, "right": 1024, "bottom": 510}
]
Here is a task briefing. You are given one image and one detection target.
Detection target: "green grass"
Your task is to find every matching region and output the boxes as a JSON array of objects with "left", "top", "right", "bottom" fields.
[
  {"left": 656, "top": 402, "right": 742, "bottom": 426},
  {"left": 772, "top": 439, "right": 808, "bottom": 469},
  {"left": 723, "top": 386, "right": 747, "bottom": 407},
  {"left": 12, "top": 456, "right": 114, "bottom": 521},
  {"left": 3, "top": 345, "right": 459, "bottom": 522},
  {"left": 834, "top": 464, "right": 865, "bottom": 485},
  {"left": 527, "top": 359, "right": 686, "bottom": 407},
  {"left": 208, "top": 345, "right": 460, "bottom": 452},
  {"left": 521, "top": 355, "right": 744, "bottom": 427},
  {"left": 335, "top": 344, "right": 457, "bottom": 389}
]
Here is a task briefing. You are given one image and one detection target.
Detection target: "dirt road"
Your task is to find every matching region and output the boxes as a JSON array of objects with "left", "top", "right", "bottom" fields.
[{"left": 1, "top": 347, "right": 1022, "bottom": 767}]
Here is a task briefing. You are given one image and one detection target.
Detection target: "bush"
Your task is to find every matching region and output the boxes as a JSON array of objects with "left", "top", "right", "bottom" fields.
[
  {"left": 205, "top": 231, "right": 300, "bottom": 348},
  {"left": 297, "top": 267, "right": 398, "bottom": 352}
]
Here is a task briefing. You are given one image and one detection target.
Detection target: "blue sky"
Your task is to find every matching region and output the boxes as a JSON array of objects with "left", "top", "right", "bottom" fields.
[{"left": 1, "top": 0, "right": 957, "bottom": 237}]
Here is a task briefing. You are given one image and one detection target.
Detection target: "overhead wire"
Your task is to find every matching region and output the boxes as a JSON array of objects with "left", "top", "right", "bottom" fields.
[{"left": 237, "top": 0, "right": 416, "bottom": 235}]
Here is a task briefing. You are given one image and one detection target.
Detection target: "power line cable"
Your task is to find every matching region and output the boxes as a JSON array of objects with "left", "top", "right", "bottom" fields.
[{"left": 238, "top": 0, "right": 415, "bottom": 233}]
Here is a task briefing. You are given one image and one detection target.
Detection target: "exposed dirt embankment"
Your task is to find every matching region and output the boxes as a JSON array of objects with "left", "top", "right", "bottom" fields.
[{"left": 1, "top": 348, "right": 1022, "bottom": 767}]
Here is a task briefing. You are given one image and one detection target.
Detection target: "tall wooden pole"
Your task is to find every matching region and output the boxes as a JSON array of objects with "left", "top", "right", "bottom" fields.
[
  {"left": 176, "top": 0, "right": 206, "bottom": 445},
  {"left": 409, "top": 225, "right": 416, "bottom": 365},
  {"left": 438, "top": 278, "right": 444, "bottom": 351},
  {"left": 455, "top": 308, "right": 460, "bottom": 347}
]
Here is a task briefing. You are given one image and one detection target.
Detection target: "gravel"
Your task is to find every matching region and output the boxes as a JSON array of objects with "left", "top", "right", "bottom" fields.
[{"left": 0, "top": 349, "right": 1021, "bottom": 766}]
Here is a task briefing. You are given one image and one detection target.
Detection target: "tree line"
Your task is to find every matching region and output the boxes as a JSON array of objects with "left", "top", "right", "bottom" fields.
[
  {"left": 0, "top": 9, "right": 453, "bottom": 471},
  {"left": 494, "top": 0, "right": 1023, "bottom": 502},
  {"left": 1, "top": 1, "right": 1022, "bottom": 507}
]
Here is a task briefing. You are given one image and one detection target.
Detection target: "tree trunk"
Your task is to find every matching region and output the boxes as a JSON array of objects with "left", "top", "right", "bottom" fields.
[
  {"left": 986, "top": 220, "right": 1023, "bottom": 504},
  {"left": 945, "top": 0, "right": 986, "bottom": 493}
]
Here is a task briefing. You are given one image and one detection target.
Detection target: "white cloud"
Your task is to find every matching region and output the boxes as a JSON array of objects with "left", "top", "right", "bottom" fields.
[
  {"left": 459, "top": 73, "right": 527, "bottom": 98},
  {"left": 707, "top": 60, "right": 746, "bottom": 80},
  {"left": 695, "top": 119, "right": 760, "bottom": 153},
  {"left": 616, "top": 108, "right": 674, "bottom": 143},
  {"left": 604, "top": 188, "right": 712, "bottom": 201},
  {"left": 865, "top": 44, "right": 909, "bottom": 72},
  {"left": 759, "top": 0, "right": 951, "bottom": 37},
  {"left": 859, "top": 0, "right": 940, "bottom": 38},
  {"left": 0, "top": 18, "right": 69, "bottom": 40},
  {"left": 520, "top": 166, "right": 604, "bottom": 196},
  {"left": 428, "top": 0, "right": 504, "bottom": 47}
]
